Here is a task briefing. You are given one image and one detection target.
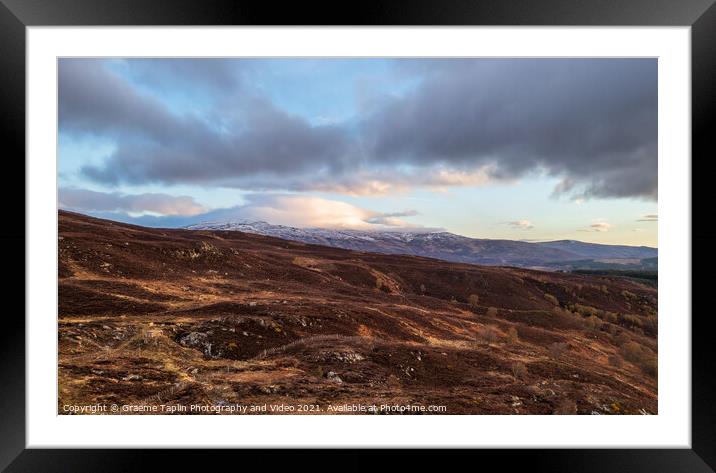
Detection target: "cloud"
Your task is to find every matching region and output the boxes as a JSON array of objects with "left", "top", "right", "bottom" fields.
[
  {"left": 201, "top": 194, "right": 425, "bottom": 230},
  {"left": 60, "top": 60, "right": 357, "bottom": 188},
  {"left": 576, "top": 219, "right": 612, "bottom": 233},
  {"left": 589, "top": 221, "right": 613, "bottom": 232},
  {"left": 122, "top": 58, "right": 242, "bottom": 91},
  {"left": 506, "top": 220, "right": 534, "bottom": 230},
  {"left": 284, "top": 165, "right": 498, "bottom": 196},
  {"left": 551, "top": 178, "right": 576, "bottom": 197},
  {"left": 221, "top": 194, "right": 380, "bottom": 229},
  {"left": 60, "top": 190, "right": 426, "bottom": 230},
  {"left": 366, "top": 209, "right": 420, "bottom": 226},
  {"left": 60, "top": 58, "right": 657, "bottom": 200},
  {"left": 59, "top": 188, "right": 208, "bottom": 216},
  {"left": 637, "top": 214, "right": 658, "bottom": 222},
  {"left": 364, "top": 59, "right": 657, "bottom": 201}
]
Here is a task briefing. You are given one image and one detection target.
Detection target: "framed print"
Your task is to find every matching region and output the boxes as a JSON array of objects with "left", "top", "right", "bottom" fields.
[{"left": 3, "top": 0, "right": 715, "bottom": 470}]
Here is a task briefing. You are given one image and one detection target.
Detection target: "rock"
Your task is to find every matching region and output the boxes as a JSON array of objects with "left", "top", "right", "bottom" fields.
[
  {"left": 326, "top": 371, "right": 343, "bottom": 384},
  {"left": 322, "top": 351, "right": 365, "bottom": 363},
  {"left": 179, "top": 331, "right": 208, "bottom": 348},
  {"left": 259, "top": 384, "right": 281, "bottom": 394}
]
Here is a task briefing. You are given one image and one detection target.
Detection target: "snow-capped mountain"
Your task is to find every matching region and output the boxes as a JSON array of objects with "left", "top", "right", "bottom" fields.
[{"left": 184, "top": 221, "right": 657, "bottom": 269}]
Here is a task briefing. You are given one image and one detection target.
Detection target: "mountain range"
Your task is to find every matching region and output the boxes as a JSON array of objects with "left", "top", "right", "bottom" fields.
[{"left": 184, "top": 220, "right": 657, "bottom": 270}]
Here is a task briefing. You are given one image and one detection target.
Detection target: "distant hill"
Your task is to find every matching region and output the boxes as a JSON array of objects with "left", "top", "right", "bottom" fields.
[
  {"left": 537, "top": 240, "right": 656, "bottom": 260},
  {"left": 185, "top": 220, "right": 657, "bottom": 270},
  {"left": 544, "top": 257, "right": 658, "bottom": 272}
]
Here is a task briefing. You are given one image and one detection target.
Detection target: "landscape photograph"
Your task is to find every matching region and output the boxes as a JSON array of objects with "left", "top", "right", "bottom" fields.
[{"left": 58, "top": 58, "right": 658, "bottom": 415}]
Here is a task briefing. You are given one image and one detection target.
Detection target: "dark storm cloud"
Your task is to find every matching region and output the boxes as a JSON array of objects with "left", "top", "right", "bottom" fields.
[
  {"left": 362, "top": 58, "right": 657, "bottom": 200},
  {"left": 59, "top": 59, "right": 188, "bottom": 142},
  {"left": 60, "top": 58, "right": 657, "bottom": 200},
  {"left": 60, "top": 60, "right": 356, "bottom": 186},
  {"left": 80, "top": 98, "right": 355, "bottom": 186}
]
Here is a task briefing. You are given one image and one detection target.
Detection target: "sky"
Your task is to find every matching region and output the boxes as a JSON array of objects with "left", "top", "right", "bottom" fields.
[{"left": 58, "top": 58, "right": 658, "bottom": 247}]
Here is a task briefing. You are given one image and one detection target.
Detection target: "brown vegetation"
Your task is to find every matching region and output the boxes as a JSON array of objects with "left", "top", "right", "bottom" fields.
[{"left": 57, "top": 211, "right": 658, "bottom": 415}]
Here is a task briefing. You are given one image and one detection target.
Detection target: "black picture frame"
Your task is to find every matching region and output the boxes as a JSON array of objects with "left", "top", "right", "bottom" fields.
[{"left": 2, "top": 0, "right": 714, "bottom": 471}]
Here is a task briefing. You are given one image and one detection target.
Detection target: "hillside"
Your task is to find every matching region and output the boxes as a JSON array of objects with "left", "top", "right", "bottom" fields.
[
  {"left": 58, "top": 210, "right": 658, "bottom": 415},
  {"left": 185, "top": 220, "right": 657, "bottom": 270}
]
